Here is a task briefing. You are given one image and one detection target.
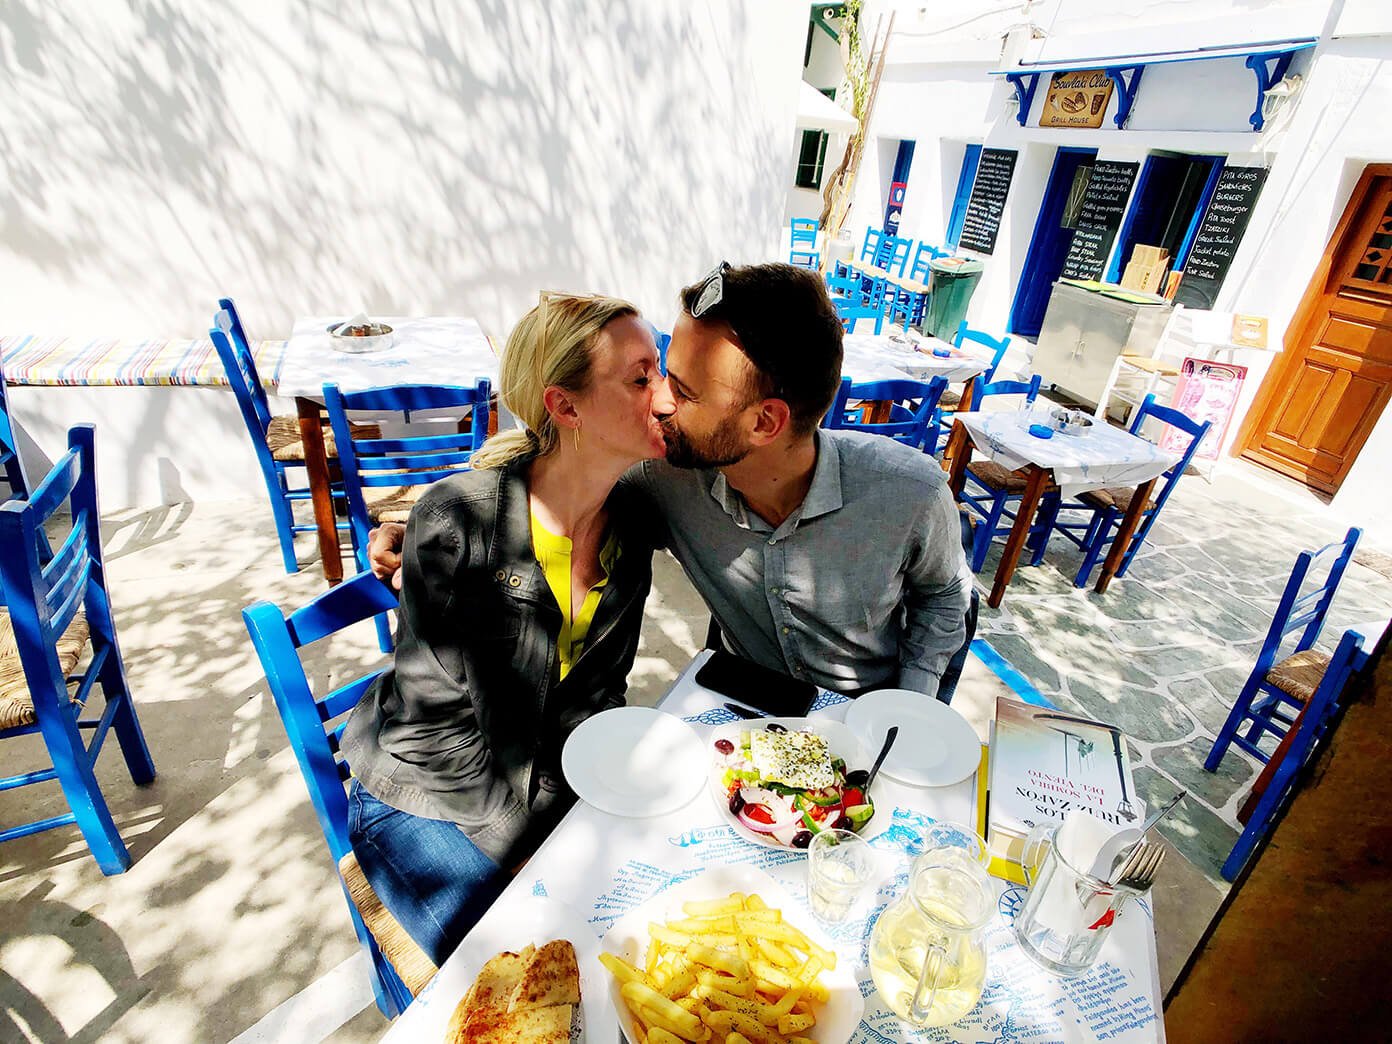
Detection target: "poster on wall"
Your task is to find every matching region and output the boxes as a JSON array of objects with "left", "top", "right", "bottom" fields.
[
  {"left": 1039, "top": 69, "right": 1116, "bottom": 129},
  {"left": 884, "top": 181, "right": 906, "bottom": 235},
  {"left": 958, "top": 148, "right": 1017, "bottom": 255},
  {"left": 1060, "top": 160, "right": 1140, "bottom": 281},
  {"left": 1164, "top": 357, "right": 1249, "bottom": 461},
  {"left": 1175, "top": 166, "right": 1269, "bottom": 310}
]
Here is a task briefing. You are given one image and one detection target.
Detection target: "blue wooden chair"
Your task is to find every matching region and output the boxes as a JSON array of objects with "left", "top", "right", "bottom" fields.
[
  {"left": 888, "top": 243, "right": 948, "bottom": 330},
  {"left": 825, "top": 376, "right": 948, "bottom": 453},
  {"left": 832, "top": 276, "right": 889, "bottom": 334},
  {"left": 0, "top": 355, "right": 30, "bottom": 501},
  {"left": 1204, "top": 527, "right": 1362, "bottom": 772},
  {"left": 243, "top": 571, "right": 432, "bottom": 1017},
  {"left": 0, "top": 425, "right": 155, "bottom": 875},
  {"left": 211, "top": 299, "right": 379, "bottom": 575},
  {"left": 954, "top": 376, "right": 1046, "bottom": 573},
  {"left": 1218, "top": 627, "right": 1367, "bottom": 881},
  {"left": 789, "top": 217, "right": 819, "bottom": 270},
  {"left": 1031, "top": 395, "right": 1211, "bottom": 587},
  {"left": 651, "top": 326, "right": 672, "bottom": 375},
  {"left": 938, "top": 322, "right": 1014, "bottom": 412},
  {"left": 324, "top": 381, "right": 491, "bottom": 650}
]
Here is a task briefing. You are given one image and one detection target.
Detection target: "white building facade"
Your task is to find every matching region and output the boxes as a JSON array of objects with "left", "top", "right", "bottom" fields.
[{"left": 793, "top": 0, "right": 1392, "bottom": 533}]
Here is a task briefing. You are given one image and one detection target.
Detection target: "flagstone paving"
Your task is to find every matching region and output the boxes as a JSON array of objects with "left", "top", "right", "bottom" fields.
[{"left": 971, "top": 462, "right": 1391, "bottom": 885}]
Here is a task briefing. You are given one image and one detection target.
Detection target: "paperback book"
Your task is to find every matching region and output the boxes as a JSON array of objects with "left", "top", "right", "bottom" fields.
[{"left": 984, "top": 695, "right": 1145, "bottom": 883}]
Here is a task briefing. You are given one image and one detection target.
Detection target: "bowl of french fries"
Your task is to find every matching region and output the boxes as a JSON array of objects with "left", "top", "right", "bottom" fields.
[{"left": 600, "top": 864, "right": 863, "bottom": 1043}]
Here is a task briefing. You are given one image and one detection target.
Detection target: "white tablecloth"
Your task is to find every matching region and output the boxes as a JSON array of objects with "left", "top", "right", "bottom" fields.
[
  {"left": 842, "top": 333, "right": 989, "bottom": 386},
  {"left": 276, "top": 316, "right": 498, "bottom": 398},
  {"left": 958, "top": 410, "right": 1180, "bottom": 500},
  {"left": 383, "top": 652, "right": 1163, "bottom": 1043}
]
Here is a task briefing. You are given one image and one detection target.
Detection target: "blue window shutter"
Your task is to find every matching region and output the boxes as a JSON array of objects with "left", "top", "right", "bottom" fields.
[{"left": 946, "top": 145, "right": 982, "bottom": 249}]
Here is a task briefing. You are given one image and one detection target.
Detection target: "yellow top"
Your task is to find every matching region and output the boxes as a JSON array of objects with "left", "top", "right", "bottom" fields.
[{"left": 530, "top": 510, "right": 621, "bottom": 680}]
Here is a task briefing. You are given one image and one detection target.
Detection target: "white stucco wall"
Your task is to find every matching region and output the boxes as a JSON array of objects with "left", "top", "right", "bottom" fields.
[{"left": 2, "top": 0, "right": 809, "bottom": 508}]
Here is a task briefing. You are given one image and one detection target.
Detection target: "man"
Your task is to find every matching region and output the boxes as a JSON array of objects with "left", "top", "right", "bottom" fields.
[{"left": 371, "top": 262, "right": 973, "bottom": 699}]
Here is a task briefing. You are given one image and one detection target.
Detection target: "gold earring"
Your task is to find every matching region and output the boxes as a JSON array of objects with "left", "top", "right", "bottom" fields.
[{"left": 573, "top": 425, "right": 581, "bottom": 452}]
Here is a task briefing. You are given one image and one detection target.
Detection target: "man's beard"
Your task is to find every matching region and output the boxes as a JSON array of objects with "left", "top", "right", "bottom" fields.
[{"left": 661, "top": 416, "right": 751, "bottom": 469}]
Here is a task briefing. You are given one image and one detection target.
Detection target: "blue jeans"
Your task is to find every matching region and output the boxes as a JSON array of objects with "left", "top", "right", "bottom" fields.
[{"left": 347, "top": 779, "right": 509, "bottom": 966}]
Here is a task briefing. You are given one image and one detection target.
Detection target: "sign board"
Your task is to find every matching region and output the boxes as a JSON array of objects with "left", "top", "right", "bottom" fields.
[
  {"left": 1164, "top": 357, "right": 1249, "bottom": 461},
  {"left": 1039, "top": 69, "right": 1116, "bottom": 128},
  {"left": 1175, "top": 166, "right": 1269, "bottom": 310},
  {"left": 884, "top": 180, "right": 906, "bottom": 235},
  {"left": 1060, "top": 161, "right": 1140, "bottom": 281},
  {"left": 958, "top": 148, "right": 1017, "bottom": 255}
]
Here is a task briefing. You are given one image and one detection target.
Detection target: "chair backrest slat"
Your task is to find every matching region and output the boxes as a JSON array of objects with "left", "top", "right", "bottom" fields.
[
  {"left": 0, "top": 426, "right": 108, "bottom": 700},
  {"left": 825, "top": 376, "right": 947, "bottom": 452},
  {"left": 1252, "top": 526, "right": 1361, "bottom": 665},
  {"left": 974, "top": 374, "right": 1042, "bottom": 409},
  {"left": 908, "top": 243, "right": 947, "bottom": 283},
  {"left": 954, "top": 322, "right": 1013, "bottom": 383},
  {"left": 322, "top": 675, "right": 379, "bottom": 724},
  {"left": 325, "top": 381, "right": 491, "bottom": 567}
]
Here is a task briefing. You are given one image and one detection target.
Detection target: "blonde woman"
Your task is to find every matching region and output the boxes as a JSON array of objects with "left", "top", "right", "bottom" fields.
[{"left": 340, "top": 294, "right": 666, "bottom": 964}]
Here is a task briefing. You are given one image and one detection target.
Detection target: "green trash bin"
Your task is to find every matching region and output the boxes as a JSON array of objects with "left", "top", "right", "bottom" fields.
[{"left": 924, "top": 258, "right": 985, "bottom": 341}]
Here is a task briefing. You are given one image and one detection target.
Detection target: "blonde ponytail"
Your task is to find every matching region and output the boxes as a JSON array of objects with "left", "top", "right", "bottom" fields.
[{"left": 471, "top": 293, "right": 639, "bottom": 470}]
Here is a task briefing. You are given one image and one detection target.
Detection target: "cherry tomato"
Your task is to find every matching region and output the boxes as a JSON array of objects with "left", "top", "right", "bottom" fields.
[{"left": 743, "top": 803, "right": 776, "bottom": 825}]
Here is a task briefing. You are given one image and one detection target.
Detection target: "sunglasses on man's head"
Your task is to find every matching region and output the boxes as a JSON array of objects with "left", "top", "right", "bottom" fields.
[{"left": 691, "top": 261, "right": 732, "bottom": 319}]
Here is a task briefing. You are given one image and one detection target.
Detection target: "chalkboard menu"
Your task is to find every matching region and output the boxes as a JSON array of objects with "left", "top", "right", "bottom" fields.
[
  {"left": 958, "top": 148, "right": 1017, "bottom": 255},
  {"left": 1060, "top": 161, "right": 1139, "bottom": 280},
  {"left": 1175, "top": 166, "right": 1269, "bottom": 309}
]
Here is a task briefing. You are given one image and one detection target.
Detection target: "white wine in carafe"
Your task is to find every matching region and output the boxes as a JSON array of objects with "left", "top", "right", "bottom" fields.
[{"left": 869, "top": 895, "right": 987, "bottom": 1025}]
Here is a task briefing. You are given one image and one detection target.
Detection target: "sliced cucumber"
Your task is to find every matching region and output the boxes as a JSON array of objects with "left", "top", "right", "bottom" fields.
[{"left": 845, "top": 803, "right": 875, "bottom": 831}]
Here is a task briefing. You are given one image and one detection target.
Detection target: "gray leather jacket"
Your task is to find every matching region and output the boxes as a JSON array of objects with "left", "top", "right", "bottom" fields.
[{"left": 340, "top": 460, "right": 652, "bottom": 866}]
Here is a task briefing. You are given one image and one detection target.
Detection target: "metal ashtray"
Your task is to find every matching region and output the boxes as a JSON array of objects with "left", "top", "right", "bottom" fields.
[
  {"left": 1049, "top": 407, "right": 1095, "bottom": 436},
  {"left": 327, "top": 321, "right": 394, "bottom": 354}
]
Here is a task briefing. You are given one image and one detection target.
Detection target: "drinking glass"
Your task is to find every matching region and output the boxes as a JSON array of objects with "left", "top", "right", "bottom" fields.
[{"left": 806, "top": 828, "right": 876, "bottom": 923}]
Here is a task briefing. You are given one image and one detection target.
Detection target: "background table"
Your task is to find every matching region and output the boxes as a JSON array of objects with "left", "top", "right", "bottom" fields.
[
  {"left": 944, "top": 410, "right": 1180, "bottom": 607},
  {"left": 842, "top": 331, "right": 989, "bottom": 386},
  {"left": 382, "top": 652, "right": 1165, "bottom": 1043},
  {"left": 279, "top": 317, "right": 498, "bottom": 582}
]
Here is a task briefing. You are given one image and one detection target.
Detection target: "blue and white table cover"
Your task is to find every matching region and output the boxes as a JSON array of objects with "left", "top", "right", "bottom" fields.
[
  {"left": 956, "top": 410, "right": 1180, "bottom": 500},
  {"left": 277, "top": 316, "right": 498, "bottom": 398},
  {"left": 383, "top": 651, "right": 1164, "bottom": 1043},
  {"left": 842, "top": 332, "right": 990, "bottom": 386}
]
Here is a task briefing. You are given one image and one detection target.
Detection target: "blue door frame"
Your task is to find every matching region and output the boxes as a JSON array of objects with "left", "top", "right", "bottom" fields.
[
  {"left": 1009, "top": 147, "right": 1098, "bottom": 339},
  {"left": 946, "top": 145, "right": 983, "bottom": 249},
  {"left": 1106, "top": 153, "right": 1224, "bottom": 282}
]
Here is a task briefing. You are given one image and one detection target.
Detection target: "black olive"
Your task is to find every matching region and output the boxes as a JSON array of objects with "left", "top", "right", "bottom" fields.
[
  {"left": 764, "top": 722, "right": 788, "bottom": 733},
  {"left": 729, "top": 791, "right": 746, "bottom": 815},
  {"left": 791, "top": 830, "right": 813, "bottom": 849},
  {"left": 844, "top": 769, "right": 870, "bottom": 788},
  {"left": 714, "top": 738, "right": 735, "bottom": 755}
]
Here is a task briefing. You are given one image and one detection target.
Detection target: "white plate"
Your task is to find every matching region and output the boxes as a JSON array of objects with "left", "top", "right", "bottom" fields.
[
  {"left": 381, "top": 896, "right": 609, "bottom": 1043},
  {"left": 707, "top": 717, "right": 882, "bottom": 849},
  {"left": 562, "top": 707, "right": 706, "bottom": 817},
  {"left": 602, "top": 864, "right": 864, "bottom": 1044},
  {"left": 843, "top": 689, "right": 982, "bottom": 787}
]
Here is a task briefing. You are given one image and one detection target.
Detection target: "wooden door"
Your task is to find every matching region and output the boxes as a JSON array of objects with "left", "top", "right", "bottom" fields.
[{"left": 1240, "top": 166, "right": 1392, "bottom": 494}]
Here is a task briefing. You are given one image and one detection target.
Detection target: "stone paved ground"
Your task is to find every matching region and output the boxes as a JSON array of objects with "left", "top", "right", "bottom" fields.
[{"left": 970, "top": 458, "right": 1392, "bottom": 885}]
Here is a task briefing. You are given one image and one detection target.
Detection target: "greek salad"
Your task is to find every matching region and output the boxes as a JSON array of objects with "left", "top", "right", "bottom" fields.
[{"left": 713, "top": 722, "right": 876, "bottom": 849}]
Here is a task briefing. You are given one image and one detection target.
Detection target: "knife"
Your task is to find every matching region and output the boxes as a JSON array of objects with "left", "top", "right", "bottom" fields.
[{"left": 723, "top": 701, "right": 767, "bottom": 719}]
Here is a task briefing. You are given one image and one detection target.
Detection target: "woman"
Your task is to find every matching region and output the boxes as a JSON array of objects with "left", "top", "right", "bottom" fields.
[{"left": 340, "top": 293, "right": 667, "bottom": 965}]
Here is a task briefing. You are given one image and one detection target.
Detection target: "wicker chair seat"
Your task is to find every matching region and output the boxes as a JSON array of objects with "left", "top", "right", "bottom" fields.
[
  {"left": 969, "top": 460, "right": 1032, "bottom": 492},
  {"left": 1079, "top": 486, "right": 1158, "bottom": 512},
  {"left": 0, "top": 610, "right": 90, "bottom": 730},
  {"left": 939, "top": 388, "right": 962, "bottom": 407},
  {"left": 1264, "top": 648, "right": 1330, "bottom": 705},
  {"left": 363, "top": 481, "right": 433, "bottom": 524},
  {"left": 265, "top": 417, "right": 382, "bottom": 463},
  {"left": 339, "top": 850, "right": 437, "bottom": 996}
]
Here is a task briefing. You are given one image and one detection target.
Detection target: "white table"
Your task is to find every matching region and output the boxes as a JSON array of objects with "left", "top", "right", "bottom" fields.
[
  {"left": 841, "top": 332, "right": 990, "bottom": 387},
  {"left": 278, "top": 316, "right": 498, "bottom": 581},
  {"left": 384, "top": 652, "right": 1164, "bottom": 1043},
  {"left": 945, "top": 411, "right": 1180, "bottom": 608}
]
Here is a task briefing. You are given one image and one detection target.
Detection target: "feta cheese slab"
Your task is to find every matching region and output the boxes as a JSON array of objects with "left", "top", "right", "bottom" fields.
[{"left": 748, "top": 730, "right": 834, "bottom": 790}]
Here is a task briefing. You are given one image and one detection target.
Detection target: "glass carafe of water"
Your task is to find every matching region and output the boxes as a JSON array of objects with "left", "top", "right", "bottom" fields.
[{"left": 869, "top": 828, "right": 995, "bottom": 1028}]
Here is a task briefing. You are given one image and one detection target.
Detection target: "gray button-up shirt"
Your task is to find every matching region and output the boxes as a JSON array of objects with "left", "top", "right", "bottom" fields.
[{"left": 626, "top": 429, "right": 971, "bottom": 697}]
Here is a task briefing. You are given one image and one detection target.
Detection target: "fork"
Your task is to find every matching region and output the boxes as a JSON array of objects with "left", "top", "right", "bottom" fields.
[{"left": 1113, "top": 840, "right": 1166, "bottom": 891}]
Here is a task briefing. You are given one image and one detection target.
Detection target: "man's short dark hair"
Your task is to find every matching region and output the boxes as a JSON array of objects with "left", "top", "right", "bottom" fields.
[{"left": 679, "top": 262, "right": 843, "bottom": 436}]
